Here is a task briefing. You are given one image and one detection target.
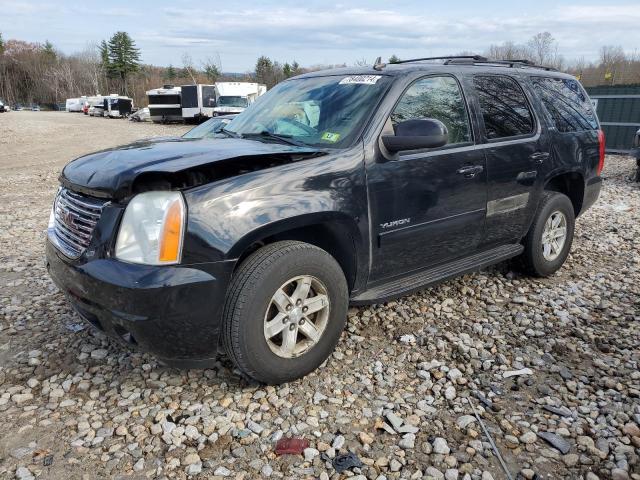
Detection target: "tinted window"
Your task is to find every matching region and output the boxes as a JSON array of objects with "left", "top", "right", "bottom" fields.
[
  {"left": 202, "top": 86, "right": 217, "bottom": 107},
  {"left": 532, "top": 77, "right": 598, "bottom": 132},
  {"left": 391, "top": 76, "right": 471, "bottom": 145},
  {"left": 474, "top": 75, "right": 535, "bottom": 139}
]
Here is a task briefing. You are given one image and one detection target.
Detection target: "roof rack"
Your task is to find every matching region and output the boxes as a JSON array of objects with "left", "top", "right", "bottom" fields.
[
  {"left": 389, "top": 55, "right": 556, "bottom": 71},
  {"left": 393, "top": 55, "right": 488, "bottom": 64},
  {"left": 447, "top": 58, "right": 557, "bottom": 71}
]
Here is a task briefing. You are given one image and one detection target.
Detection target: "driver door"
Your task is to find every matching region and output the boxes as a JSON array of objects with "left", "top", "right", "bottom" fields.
[{"left": 366, "top": 75, "right": 487, "bottom": 282}]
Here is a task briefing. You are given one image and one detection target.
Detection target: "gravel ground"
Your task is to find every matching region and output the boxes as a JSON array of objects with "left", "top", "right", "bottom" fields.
[{"left": 0, "top": 111, "right": 639, "bottom": 480}]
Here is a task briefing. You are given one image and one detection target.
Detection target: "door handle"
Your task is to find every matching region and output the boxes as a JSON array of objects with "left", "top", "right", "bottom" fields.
[
  {"left": 529, "top": 151, "right": 549, "bottom": 163},
  {"left": 456, "top": 165, "right": 484, "bottom": 178}
]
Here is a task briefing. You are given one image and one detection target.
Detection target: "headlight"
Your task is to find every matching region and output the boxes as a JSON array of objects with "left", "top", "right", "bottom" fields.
[{"left": 115, "top": 191, "right": 186, "bottom": 265}]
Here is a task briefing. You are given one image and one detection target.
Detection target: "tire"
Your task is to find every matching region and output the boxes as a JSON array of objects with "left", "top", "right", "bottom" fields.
[
  {"left": 520, "top": 191, "right": 575, "bottom": 277},
  {"left": 222, "top": 241, "right": 348, "bottom": 384}
]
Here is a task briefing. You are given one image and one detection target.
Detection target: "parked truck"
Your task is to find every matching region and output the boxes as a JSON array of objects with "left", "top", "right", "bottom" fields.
[{"left": 211, "top": 82, "right": 267, "bottom": 116}]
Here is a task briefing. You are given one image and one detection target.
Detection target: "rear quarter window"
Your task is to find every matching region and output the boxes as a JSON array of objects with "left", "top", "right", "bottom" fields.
[
  {"left": 473, "top": 75, "right": 535, "bottom": 140},
  {"left": 532, "top": 77, "right": 598, "bottom": 132}
]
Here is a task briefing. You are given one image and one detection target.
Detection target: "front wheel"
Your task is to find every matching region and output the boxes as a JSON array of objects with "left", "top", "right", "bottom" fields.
[
  {"left": 520, "top": 191, "right": 575, "bottom": 277},
  {"left": 222, "top": 241, "right": 348, "bottom": 384}
]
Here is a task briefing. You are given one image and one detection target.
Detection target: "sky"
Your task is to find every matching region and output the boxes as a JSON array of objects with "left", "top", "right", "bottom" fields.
[{"left": 1, "top": 0, "right": 639, "bottom": 72}]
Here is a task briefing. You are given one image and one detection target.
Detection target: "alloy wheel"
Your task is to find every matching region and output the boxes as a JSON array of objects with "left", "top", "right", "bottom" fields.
[
  {"left": 263, "top": 275, "right": 330, "bottom": 358},
  {"left": 541, "top": 210, "right": 567, "bottom": 261}
]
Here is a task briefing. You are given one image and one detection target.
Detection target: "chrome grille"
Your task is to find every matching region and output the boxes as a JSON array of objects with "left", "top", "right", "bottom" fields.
[{"left": 50, "top": 188, "right": 106, "bottom": 258}]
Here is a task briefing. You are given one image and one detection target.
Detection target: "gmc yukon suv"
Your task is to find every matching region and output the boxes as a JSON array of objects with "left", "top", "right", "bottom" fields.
[{"left": 46, "top": 56, "right": 603, "bottom": 384}]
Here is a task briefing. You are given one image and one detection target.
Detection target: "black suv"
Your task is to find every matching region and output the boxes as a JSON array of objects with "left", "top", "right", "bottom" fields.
[{"left": 46, "top": 56, "right": 603, "bottom": 384}]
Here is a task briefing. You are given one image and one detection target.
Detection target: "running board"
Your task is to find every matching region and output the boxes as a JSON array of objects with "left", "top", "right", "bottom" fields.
[{"left": 351, "top": 244, "right": 523, "bottom": 305}]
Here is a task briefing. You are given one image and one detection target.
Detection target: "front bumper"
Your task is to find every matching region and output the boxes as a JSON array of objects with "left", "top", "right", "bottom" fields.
[{"left": 46, "top": 240, "right": 235, "bottom": 367}]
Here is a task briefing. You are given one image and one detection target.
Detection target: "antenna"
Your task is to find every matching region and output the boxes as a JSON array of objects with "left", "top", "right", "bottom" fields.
[{"left": 373, "top": 56, "right": 386, "bottom": 71}]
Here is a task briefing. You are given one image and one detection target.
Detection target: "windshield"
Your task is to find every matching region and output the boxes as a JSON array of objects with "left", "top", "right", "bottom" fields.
[
  {"left": 183, "top": 117, "right": 233, "bottom": 139},
  {"left": 218, "top": 96, "right": 248, "bottom": 108},
  {"left": 225, "top": 74, "right": 391, "bottom": 148}
]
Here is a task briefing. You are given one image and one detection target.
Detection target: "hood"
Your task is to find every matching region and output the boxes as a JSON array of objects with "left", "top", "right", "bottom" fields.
[{"left": 61, "top": 137, "right": 322, "bottom": 200}]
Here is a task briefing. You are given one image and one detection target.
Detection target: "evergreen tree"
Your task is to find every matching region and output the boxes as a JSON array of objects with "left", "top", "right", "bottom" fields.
[
  {"left": 388, "top": 54, "right": 401, "bottom": 64},
  {"left": 43, "top": 41, "right": 55, "bottom": 58},
  {"left": 282, "top": 62, "right": 292, "bottom": 78},
  {"left": 255, "top": 56, "right": 274, "bottom": 86},
  {"left": 0, "top": 32, "right": 5, "bottom": 55},
  {"left": 291, "top": 61, "right": 300, "bottom": 75},
  {"left": 166, "top": 65, "right": 176, "bottom": 81},
  {"left": 203, "top": 63, "right": 220, "bottom": 82},
  {"left": 99, "top": 40, "right": 110, "bottom": 70},
  {"left": 106, "top": 32, "right": 141, "bottom": 92}
]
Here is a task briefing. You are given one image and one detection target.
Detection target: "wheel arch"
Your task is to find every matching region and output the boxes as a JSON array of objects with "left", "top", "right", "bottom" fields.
[
  {"left": 543, "top": 170, "right": 585, "bottom": 217},
  {"left": 228, "top": 213, "right": 363, "bottom": 293}
]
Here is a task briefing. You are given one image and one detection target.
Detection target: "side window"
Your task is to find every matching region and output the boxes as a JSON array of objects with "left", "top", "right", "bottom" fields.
[
  {"left": 202, "top": 86, "right": 217, "bottom": 108},
  {"left": 532, "top": 77, "right": 598, "bottom": 132},
  {"left": 474, "top": 75, "right": 535, "bottom": 139},
  {"left": 391, "top": 76, "right": 471, "bottom": 145}
]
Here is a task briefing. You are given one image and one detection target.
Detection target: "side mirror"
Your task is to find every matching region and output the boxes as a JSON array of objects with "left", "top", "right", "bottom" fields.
[{"left": 382, "top": 118, "right": 448, "bottom": 153}]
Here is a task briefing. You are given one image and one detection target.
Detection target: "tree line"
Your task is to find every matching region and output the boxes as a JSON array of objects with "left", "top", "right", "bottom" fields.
[
  {"left": 386, "top": 32, "right": 640, "bottom": 87},
  {"left": 1, "top": 30, "right": 639, "bottom": 109}
]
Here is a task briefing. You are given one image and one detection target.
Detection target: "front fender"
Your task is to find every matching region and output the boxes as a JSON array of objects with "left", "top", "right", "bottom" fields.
[{"left": 181, "top": 147, "right": 368, "bottom": 265}]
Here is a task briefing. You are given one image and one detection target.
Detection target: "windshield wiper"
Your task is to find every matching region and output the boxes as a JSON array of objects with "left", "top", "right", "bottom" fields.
[
  {"left": 240, "top": 130, "right": 307, "bottom": 147},
  {"left": 221, "top": 127, "right": 240, "bottom": 138}
]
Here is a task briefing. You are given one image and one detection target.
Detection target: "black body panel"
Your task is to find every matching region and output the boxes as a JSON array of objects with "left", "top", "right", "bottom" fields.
[
  {"left": 148, "top": 95, "right": 181, "bottom": 105},
  {"left": 181, "top": 85, "right": 198, "bottom": 108}
]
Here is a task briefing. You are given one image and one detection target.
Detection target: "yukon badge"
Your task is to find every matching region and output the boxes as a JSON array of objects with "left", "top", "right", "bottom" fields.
[{"left": 380, "top": 218, "right": 411, "bottom": 230}]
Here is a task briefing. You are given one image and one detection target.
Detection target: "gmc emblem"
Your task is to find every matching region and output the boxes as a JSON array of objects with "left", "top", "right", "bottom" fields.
[{"left": 60, "top": 208, "right": 77, "bottom": 228}]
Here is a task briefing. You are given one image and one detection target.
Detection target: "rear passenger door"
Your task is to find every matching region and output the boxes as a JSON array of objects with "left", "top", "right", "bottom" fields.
[{"left": 472, "top": 74, "right": 548, "bottom": 246}]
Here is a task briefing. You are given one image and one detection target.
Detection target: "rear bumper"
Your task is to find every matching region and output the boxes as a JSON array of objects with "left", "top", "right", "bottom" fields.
[
  {"left": 581, "top": 176, "right": 602, "bottom": 215},
  {"left": 46, "top": 240, "right": 235, "bottom": 367}
]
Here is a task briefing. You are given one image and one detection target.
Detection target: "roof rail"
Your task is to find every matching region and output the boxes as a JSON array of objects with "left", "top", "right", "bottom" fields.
[
  {"left": 394, "top": 55, "right": 488, "bottom": 64},
  {"left": 390, "top": 55, "right": 556, "bottom": 71},
  {"left": 503, "top": 59, "right": 557, "bottom": 71},
  {"left": 445, "top": 57, "right": 557, "bottom": 71}
]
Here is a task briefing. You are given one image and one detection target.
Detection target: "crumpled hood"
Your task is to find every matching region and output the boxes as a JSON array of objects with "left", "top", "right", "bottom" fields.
[{"left": 60, "top": 137, "right": 320, "bottom": 199}]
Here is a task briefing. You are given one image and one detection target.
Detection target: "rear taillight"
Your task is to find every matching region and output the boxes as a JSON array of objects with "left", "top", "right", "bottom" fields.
[{"left": 597, "top": 129, "right": 605, "bottom": 176}]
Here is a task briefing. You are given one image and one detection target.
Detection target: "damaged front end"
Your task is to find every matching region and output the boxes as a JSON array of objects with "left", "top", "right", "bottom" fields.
[
  {"left": 48, "top": 136, "right": 330, "bottom": 367},
  {"left": 59, "top": 137, "right": 326, "bottom": 201}
]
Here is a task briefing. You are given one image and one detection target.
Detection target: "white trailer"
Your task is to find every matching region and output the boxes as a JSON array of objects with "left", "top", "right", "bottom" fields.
[
  {"left": 180, "top": 84, "right": 217, "bottom": 122},
  {"left": 147, "top": 85, "right": 182, "bottom": 123},
  {"left": 104, "top": 94, "right": 133, "bottom": 118},
  {"left": 65, "top": 98, "right": 84, "bottom": 112},
  {"left": 211, "top": 82, "right": 267, "bottom": 116}
]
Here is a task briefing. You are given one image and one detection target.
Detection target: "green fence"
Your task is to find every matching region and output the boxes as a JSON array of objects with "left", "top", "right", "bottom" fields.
[{"left": 586, "top": 85, "right": 640, "bottom": 153}]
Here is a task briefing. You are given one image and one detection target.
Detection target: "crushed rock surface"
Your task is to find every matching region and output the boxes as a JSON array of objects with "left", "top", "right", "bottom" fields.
[{"left": 0, "top": 111, "right": 639, "bottom": 480}]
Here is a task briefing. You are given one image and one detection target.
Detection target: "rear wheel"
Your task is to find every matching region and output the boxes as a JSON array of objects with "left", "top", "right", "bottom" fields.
[
  {"left": 520, "top": 191, "right": 575, "bottom": 277},
  {"left": 222, "top": 241, "right": 348, "bottom": 384}
]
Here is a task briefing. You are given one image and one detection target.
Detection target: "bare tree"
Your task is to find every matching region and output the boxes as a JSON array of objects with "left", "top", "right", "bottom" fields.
[
  {"left": 486, "top": 41, "right": 532, "bottom": 62},
  {"left": 529, "top": 32, "right": 554, "bottom": 64},
  {"left": 353, "top": 57, "right": 370, "bottom": 67},
  {"left": 181, "top": 53, "right": 198, "bottom": 84}
]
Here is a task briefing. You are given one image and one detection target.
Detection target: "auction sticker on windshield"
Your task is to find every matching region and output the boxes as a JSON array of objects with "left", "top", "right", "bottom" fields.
[
  {"left": 339, "top": 75, "right": 382, "bottom": 85},
  {"left": 321, "top": 132, "right": 341, "bottom": 142}
]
